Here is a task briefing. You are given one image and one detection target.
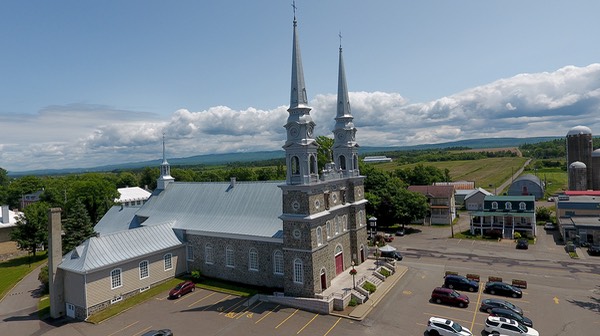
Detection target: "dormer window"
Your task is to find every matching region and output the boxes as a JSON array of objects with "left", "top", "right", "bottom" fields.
[
  {"left": 491, "top": 202, "right": 498, "bottom": 210},
  {"left": 519, "top": 202, "right": 526, "bottom": 210},
  {"left": 505, "top": 202, "right": 512, "bottom": 210}
]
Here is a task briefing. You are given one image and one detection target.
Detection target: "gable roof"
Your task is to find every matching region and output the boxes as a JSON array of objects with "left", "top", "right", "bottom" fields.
[
  {"left": 465, "top": 188, "right": 493, "bottom": 200},
  {"left": 94, "top": 205, "right": 142, "bottom": 235},
  {"left": 116, "top": 187, "right": 152, "bottom": 203},
  {"left": 135, "top": 181, "right": 284, "bottom": 239},
  {"left": 59, "top": 223, "right": 182, "bottom": 274},
  {"left": 408, "top": 185, "right": 455, "bottom": 198}
]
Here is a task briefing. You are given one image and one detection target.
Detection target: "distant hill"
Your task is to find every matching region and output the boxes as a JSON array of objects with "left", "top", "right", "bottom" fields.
[{"left": 8, "top": 136, "right": 561, "bottom": 176}]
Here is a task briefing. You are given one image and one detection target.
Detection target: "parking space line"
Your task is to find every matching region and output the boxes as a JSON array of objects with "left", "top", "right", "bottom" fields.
[
  {"left": 296, "top": 313, "right": 319, "bottom": 334},
  {"left": 188, "top": 292, "right": 216, "bottom": 308},
  {"left": 255, "top": 304, "right": 279, "bottom": 324},
  {"left": 275, "top": 308, "right": 299, "bottom": 329},
  {"left": 323, "top": 317, "right": 342, "bottom": 336},
  {"left": 220, "top": 298, "right": 247, "bottom": 316},
  {"left": 234, "top": 300, "right": 263, "bottom": 319},
  {"left": 106, "top": 320, "right": 139, "bottom": 336},
  {"left": 203, "top": 294, "right": 232, "bottom": 312},
  {"left": 132, "top": 326, "right": 153, "bottom": 336},
  {"left": 423, "top": 312, "right": 475, "bottom": 326},
  {"left": 470, "top": 282, "right": 484, "bottom": 331}
]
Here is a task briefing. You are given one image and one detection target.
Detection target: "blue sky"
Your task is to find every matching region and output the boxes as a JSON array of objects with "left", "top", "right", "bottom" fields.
[{"left": 1, "top": 1, "right": 600, "bottom": 172}]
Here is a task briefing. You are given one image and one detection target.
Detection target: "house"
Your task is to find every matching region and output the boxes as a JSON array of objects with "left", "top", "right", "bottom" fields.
[
  {"left": 50, "top": 13, "right": 368, "bottom": 320},
  {"left": 407, "top": 185, "right": 456, "bottom": 225},
  {"left": 115, "top": 186, "right": 152, "bottom": 207},
  {"left": 0, "top": 205, "right": 22, "bottom": 242},
  {"left": 20, "top": 190, "right": 43, "bottom": 208},
  {"left": 464, "top": 188, "right": 493, "bottom": 211},
  {"left": 469, "top": 195, "right": 536, "bottom": 239},
  {"left": 507, "top": 174, "right": 544, "bottom": 199},
  {"left": 555, "top": 195, "right": 600, "bottom": 245},
  {"left": 363, "top": 156, "right": 392, "bottom": 163},
  {"left": 434, "top": 181, "right": 475, "bottom": 208}
]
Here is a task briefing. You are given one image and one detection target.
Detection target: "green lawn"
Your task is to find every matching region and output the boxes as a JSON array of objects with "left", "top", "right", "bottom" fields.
[{"left": 0, "top": 252, "right": 47, "bottom": 300}]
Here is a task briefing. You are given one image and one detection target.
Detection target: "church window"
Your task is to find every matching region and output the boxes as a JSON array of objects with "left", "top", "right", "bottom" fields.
[
  {"left": 205, "top": 244, "right": 214, "bottom": 264},
  {"left": 353, "top": 155, "right": 358, "bottom": 170},
  {"left": 139, "top": 261, "right": 149, "bottom": 280},
  {"left": 505, "top": 202, "right": 512, "bottom": 210},
  {"left": 164, "top": 253, "right": 173, "bottom": 271},
  {"left": 273, "top": 250, "right": 284, "bottom": 275},
  {"left": 293, "top": 258, "right": 304, "bottom": 284},
  {"left": 491, "top": 202, "right": 498, "bottom": 210},
  {"left": 358, "top": 210, "right": 364, "bottom": 226},
  {"left": 310, "top": 155, "right": 317, "bottom": 174},
  {"left": 343, "top": 215, "right": 348, "bottom": 231},
  {"left": 519, "top": 202, "right": 526, "bottom": 210},
  {"left": 111, "top": 268, "right": 122, "bottom": 289},
  {"left": 326, "top": 221, "right": 331, "bottom": 238},
  {"left": 334, "top": 217, "right": 339, "bottom": 235},
  {"left": 316, "top": 227, "right": 323, "bottom": 246},
  {"left": 339, "top": 155, "right": 346, "bottom": 170},
  {"left": 291, "top": 156, "right": 300, "bottom": 175},
  {"left": 249, "top": 248, "right": 258, "bottom": 271},
  {"left": 186, "top": 245, "right": 194, "bottom": 261},
  {"left": 226, "top": 246, "right": 235, "bottom": 268},
  {"left": 324, "top": 192, "right": 330, "bottom": 210}
]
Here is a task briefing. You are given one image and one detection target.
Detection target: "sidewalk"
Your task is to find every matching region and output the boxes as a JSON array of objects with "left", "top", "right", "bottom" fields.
[{"left": 0, "top": 263, "right": 45, "bottom": 316}]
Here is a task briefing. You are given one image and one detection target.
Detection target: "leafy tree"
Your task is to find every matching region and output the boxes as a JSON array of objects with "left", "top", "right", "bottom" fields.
[
  {"left": 62, "top": 198, "right": 96, "bottom": 253},
  {"left": 227, "top": 167, "right": 257, "bottom": 181},
  {"left": 536, "top": 206, "right": 552, "bottom": 222},
  {"left": 70, "top": 174, "right": 118, "bottom": 223},
  {"left": 6, "top": 175, "right": 44, "bottom": 209},
  {"left": 116, "top": 172, "right": 139, "bottom": 188},
  {"left": 394, "top": 164, "right": 448, "bottom": 185},
  {"left": 0, "top": 167, "right": 9, "bottom": 187},
  {"left": 316, "top": 136, "right": 334, "bottom": 170},
  {"left": 256, "top": 167, "right": 276, "bottom": 181},
  {"left": 140, "top": 167, "right": 159, "bottom": 190},
  {"left": 10, "top": 202, "right": 49, "bottom": 258}
]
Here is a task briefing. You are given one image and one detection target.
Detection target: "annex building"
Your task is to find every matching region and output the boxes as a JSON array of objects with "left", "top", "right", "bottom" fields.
[{"left": 50, "top": 13, "right": 368, "bottom": 320}]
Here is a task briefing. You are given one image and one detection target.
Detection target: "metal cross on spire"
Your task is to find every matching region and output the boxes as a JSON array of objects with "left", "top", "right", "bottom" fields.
[
  {"left": 292, "top": 0, "right": 297, "bottom": 20},
  {"left": 339, "top": 31, "right": 343, "bottom": 49}
]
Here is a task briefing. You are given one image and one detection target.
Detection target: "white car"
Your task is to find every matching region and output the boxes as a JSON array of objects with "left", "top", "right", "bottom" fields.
[
  {"left": 484, "top": 316, "right": 539, "bottom": 336},
  {"left": 426, "top": 317, "right": 472, "bottom": 336}
]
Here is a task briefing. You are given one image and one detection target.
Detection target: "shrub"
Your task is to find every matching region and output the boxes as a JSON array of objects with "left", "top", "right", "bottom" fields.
[
  {"left": 513, "top": 232, "right": 522, "bottom": 240},
  {"left": 191, "top": 270, "right": 202, "bottom": 282},
  {"left": 379, "top": 268, "right": 391, "bottom": 277},
  {"left": 362, "top": 281, "right": 377, "bottom": 294},
  {"left": 348, "top": 298, "right": 358, "bottom": 307},
  {"left": 38, "top": 265, "right": 49, "bottom": 294}
]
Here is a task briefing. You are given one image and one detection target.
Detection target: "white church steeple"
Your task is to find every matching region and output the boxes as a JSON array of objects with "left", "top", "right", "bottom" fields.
[{"left": 157, "top": 133, "right": 174, "bottom": 190}]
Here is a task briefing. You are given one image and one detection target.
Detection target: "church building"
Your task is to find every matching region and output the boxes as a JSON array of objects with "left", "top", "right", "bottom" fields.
[{"left": 52, "top": 11, "right": 367, "bottom": 320}]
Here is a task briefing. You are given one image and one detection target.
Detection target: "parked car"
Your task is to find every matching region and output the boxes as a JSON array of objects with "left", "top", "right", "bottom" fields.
[
  {"left": 484, "top": 316, "right": 539, "bottom": 336},
  {"left": 443, "top": 274, "right": 479, "bottom": 292},
  {"left": 142, "top": 330, "right": 173, "bottom": 336},
  {"left": 479, "top": 298, "right": 523, "bottom": 315},
  {"left": 395, "top": 229, "right": 405, "bottom": 236},
  {"left": 516, "top": 238, "right": 529, "bottom": 250},
  {"left": 426, "top": 316, "right": 472, "bottom": 336},
  {"left": 380, "top": 250, "right": 403, "bottom": 260},
  {"left": 489, "top": 307, "right": 533, "bottom": 327},
  {"left": 543, "top": 222, "right": 555, "bottom": 230},
  {"left": 169, "top": 281, "right": 195, "bottom": 299},
  {"left": 588, "top": 245, "right": 600, "bottom": 256},
  {"left": 484, "top": 282, "right": 523, "bottom": 298},
  {"left": 383, "top": 233, "right": 394, "bottom": 242},
  {"left": 431, "top": 287, "right": 470, "bottom": 308}
]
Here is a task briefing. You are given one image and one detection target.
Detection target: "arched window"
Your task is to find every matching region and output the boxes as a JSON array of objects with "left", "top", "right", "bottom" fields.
[
  {"left": 519, "top": 202, "right": 526, "bottom": 210},
  {"left": 139, "top": 261, "right": 149, "bottom": 280},
  {"left": 491, "top": 202, "right": 498, "bottom": 210},
  {"left": 353, "top": 155, "right": 358, "bottom": 170},
  {"left": 326, "top": 221, "right": 331, "bottom": 238},
  {"left": 359, "top": 210, "right": 364, "bottom": 226},
  {"left": 226, "top": 246, "right": 234, "bottom": 267},
  {"left": 164, "top": 253, "right": 172, "bottom": 271},
  {"left": 335, "top": 245, "right": 343, "bottom": 256},
  {"left": 291, "top": 156, "right": 300, "bottom": 174},
  {"left": 310, "top": 155, "right": 317, "bottom": 174},
  {"left": 293, "top": 258, "right": 304, "bottom": 284},
  {"left": 343, "top": 215, "right": 348, "bottom": 231},
  {"left": 339, "top": 155, "right": 346, "bottom": 170},
  {"left": 316, "top": 227, "right": 323, "bottom": 246},
  {"left": 111, "top": 268, "right": 122, "bottom": 289},
  {"left": 334, "top": 217, "right": 339, "bottom": 235},
  {"left": 505, "top": 202, "right": 512, "bottom": 210},
  {"left": 205, "top": 243, "right": 214, "bottom": 264},
  {"left": 249, "top": 248, "right": 258, "bottom": 271},
  {"left": 273, "top": 250, "right": 284, "bottom": 275}
]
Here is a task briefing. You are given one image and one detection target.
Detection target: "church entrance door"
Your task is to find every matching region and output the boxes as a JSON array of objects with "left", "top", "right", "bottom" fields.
[{"left": 320, "top": 268, "right": 327, "bottom": 290}]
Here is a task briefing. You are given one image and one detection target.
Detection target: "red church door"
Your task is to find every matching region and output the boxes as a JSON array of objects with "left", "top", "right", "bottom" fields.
[
  {"left": 335, "top": 253, "right": 343, "bottom": 275},
  {"left": 320, "top": 269, "right": 327, "bottom": 290}
]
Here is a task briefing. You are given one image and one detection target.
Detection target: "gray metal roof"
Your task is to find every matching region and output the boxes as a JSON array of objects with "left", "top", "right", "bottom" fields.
[
  {"left": 59, "top": 223, "right": 182, "bottom": 274},
  {"left": 136, "top": 181, "right": 284, "bottom": 238},
  {"left": 94, "top": 205, "right": 142, "bottom": 235}
]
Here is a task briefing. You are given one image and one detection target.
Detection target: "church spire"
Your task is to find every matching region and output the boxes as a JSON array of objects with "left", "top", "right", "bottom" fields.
[
  {"left": 332, "top": 34, "right": 359, "bottom": 177},
  {"left": 157, "top": 133, "right": 174, "bottom": 190},
  {"left": 283, "top": 1, "right": 318, "bottom": 185}
]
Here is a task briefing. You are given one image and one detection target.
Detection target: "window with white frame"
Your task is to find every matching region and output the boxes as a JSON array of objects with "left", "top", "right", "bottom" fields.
[
  {"left": 139, "top": 260, "right": 149, "bottom": 279},
  {"left": 111, "top": 268, "right": 122, "bottom": 289},
  {"left": 343, "top": 215, "right": 347, "bottom": 231},
  {"left": 249, "top": 248, "right": 258, "bottom": 271},
  {"left": 111, "top": 296, "right": 122, "bottom": 304},
  {"left": 359, "top": 210, "right": 364, "bottom": 226},
  {"left": 519, "top": 202, "right": 526, "bottom": 210},
  {"left": 326, "top": 221, "right": 331, "bottom": 238},
  {"left": 334, "top": 217, "right": 339, "bottom": 235},
  {"left": 505, "top": 202, "right": 512, "bottom": 210},
  {"left": 273, "top": 250, "right": 284, "bottom": 275},
  {"left": 293, "top": 258, "right": 303, "bottom": 284},
  {"left": 491, "top": 202, "right": 498, "bottom": 209},
  {"left": 164, "top": 253, "right": 173, "bottom": 271},
  {"left": 205, "top": 243, "right": 214, "bottom": 264},
  {"left": 187, "top": 245, "right": 194, "bottom": 261},
  {"left": 316, "top": 227, "right": 323, "bottom": 246},
  {"left": 226, "top": 246, "right": 234, "bottom": 267}
]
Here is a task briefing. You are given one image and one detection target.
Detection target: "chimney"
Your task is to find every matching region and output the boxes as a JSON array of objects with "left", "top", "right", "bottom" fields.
[
  {"left": 1, "top": 205, "right": 9, "bottom": 224},
  {"left": 48, "top": 208, "right": 65, "bottom": 319},
  {"left": 230, "top": 177, "right": 236, "bottom": 188}
]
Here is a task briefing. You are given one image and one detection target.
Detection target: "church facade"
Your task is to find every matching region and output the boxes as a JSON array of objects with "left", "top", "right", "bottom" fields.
[{"left": 54, "top": 12, "right": 367, "bottom": 320}]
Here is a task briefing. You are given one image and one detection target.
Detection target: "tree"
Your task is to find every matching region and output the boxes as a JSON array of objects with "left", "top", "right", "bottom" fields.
[
  {"left": 316, "top": 136, "right": 334, "bottom": 170},
  {"left": 62, "top": 198, "right": 96, "bottom": 253},
  {"left": 116, "top": 172, "right": 139, "bottom": 188},
  {"left": 70, "top": 174, "right": 118, "bottom": 223},
  {"left": 10, "top": 202, "right": 49, "bottom": 259},
  {"left": 6, "top": 175, "right": 44, "bottom": 209},
  {"left": 394, "top": 164, "right": 447, "bottom": 185}
]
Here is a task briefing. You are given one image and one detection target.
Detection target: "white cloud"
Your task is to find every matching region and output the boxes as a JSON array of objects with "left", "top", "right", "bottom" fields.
[{"left": 2, "top": 64, "right": 600, "bottom": 172}]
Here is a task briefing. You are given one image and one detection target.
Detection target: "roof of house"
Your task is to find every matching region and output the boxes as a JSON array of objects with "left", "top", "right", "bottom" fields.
[
  {"left": 564, "top": 191, "right": 600, "bottom": 196},
  {"left": 408, "top": 185, "right": 455, "bottom": 198},
  {"left": 116, "top": 186, "right": 152, "bottom": 203},
  {"left": 135, "top": 181, "right": 284, "bottom": 239},
  {"left": 94, "top": 205, "right": 142, "bottom": 235},
  {"left": 511, "top": 174, "right": 543, "bottom": 186},
  {"left": 484, "top": 195, "right": 535, "bottom": 202},
  {"left": 59, "top": 223, "right": 182, "bottom": 274},
  {"left": 464, "top": 188, "right": 493, "bottom": 200}
]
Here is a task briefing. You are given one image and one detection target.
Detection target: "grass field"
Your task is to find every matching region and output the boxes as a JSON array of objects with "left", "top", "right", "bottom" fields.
[{"left": 0, "top": 251, "right": 47, "bottom": 300}]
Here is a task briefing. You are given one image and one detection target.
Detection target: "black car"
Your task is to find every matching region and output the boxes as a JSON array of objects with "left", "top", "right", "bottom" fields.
[
  {"left": 443, "top": 274, "right": 479, "bottom": 292},
  {"left": 380, "top": 250, "right": 403, "bottom": 260},
  {"left": 516, "top": 238, "right": 529, "bottom": 250},
  {"left": 489, "top": 307, "right": 533, "bottom": 327},
  {"left": 142, "top": 329, "right": 173, "bottom": 336},
  {"left": 479, "top": 298, "right": 523, "bottom": 315},
  {"left": 484, "top": 282, "right": 523, "bottom": 298},
  {"left": 588, "top": 245, "right": 600, "bottom": 256}
]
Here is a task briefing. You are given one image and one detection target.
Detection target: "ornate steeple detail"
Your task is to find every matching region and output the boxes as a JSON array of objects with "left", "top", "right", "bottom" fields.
[
  {"left": 332, "top": 37, "right": 359, "bottom": 177},
  {"left": 283, "top": 4, "right": 318, "bottom": 185},
  {"left": 157, "top": 133, "right": 174, "bottom": 190}
]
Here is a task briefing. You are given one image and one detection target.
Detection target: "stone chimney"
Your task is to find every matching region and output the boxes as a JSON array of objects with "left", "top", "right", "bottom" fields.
[
  {"left": 230, "top": 177, "right": 236, "bottom": 188},
  {"left": 1, "top": 205, "right": 9, "bottom": 224},
  {"left": 48, "top": 208, "right": 65, "bottom": 319}
]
